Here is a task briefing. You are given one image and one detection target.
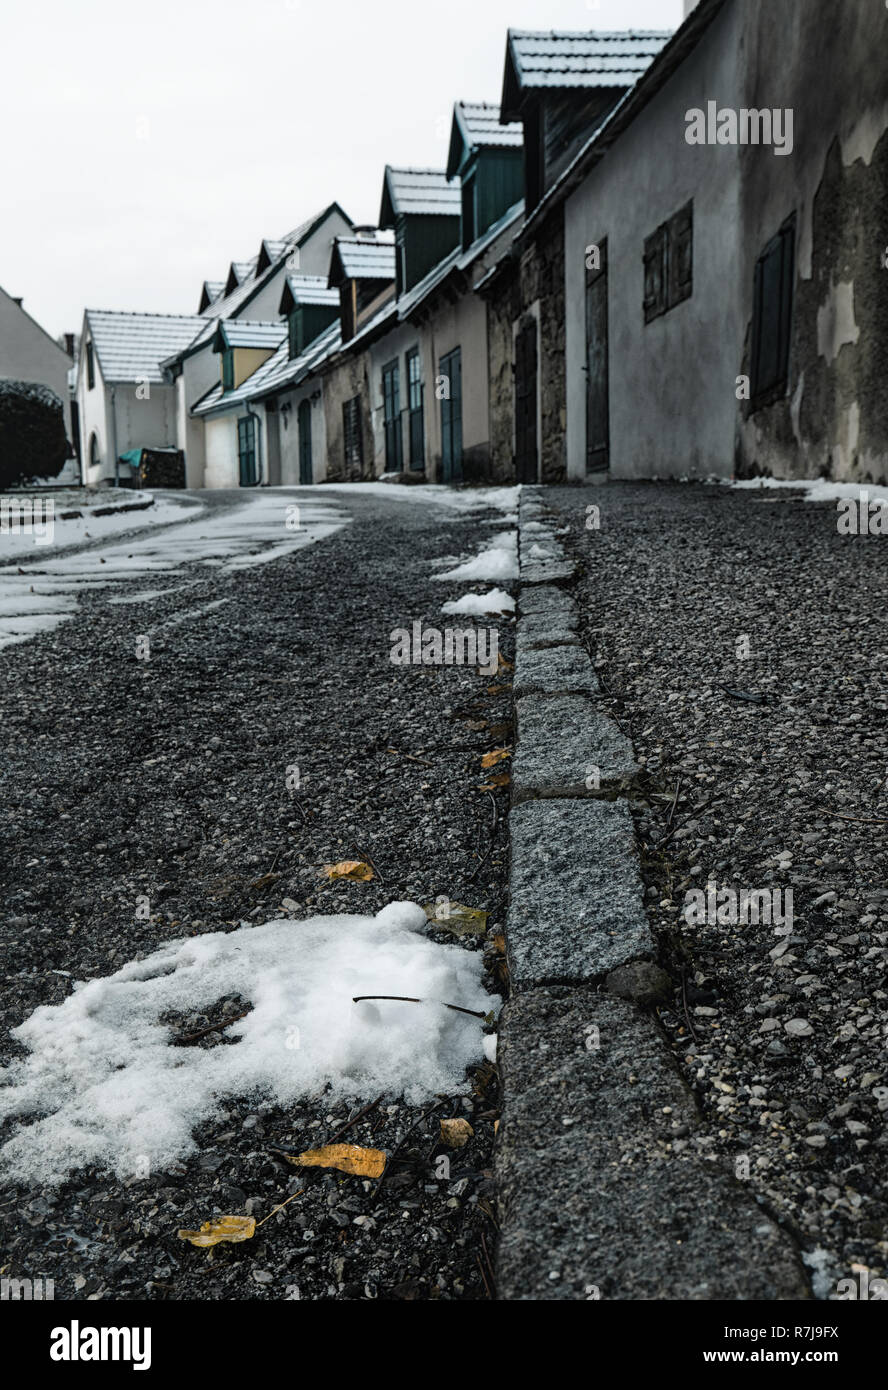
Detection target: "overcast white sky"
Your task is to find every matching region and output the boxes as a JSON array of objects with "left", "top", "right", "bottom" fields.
[{"left": 1, "top": 0, "right": 683, "bottom": 338}]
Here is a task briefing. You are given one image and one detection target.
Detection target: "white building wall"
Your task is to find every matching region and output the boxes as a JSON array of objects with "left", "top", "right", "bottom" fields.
[
  {"left": 417, "top": 292, "right": 489, "bottom": 479},
  {"left": 367, "top": 321, "right": 422, "bottom": 474},
  {"left": 204, "top": 415, "right": 240, "bottom": 489},
  {"left": 203, "top": 404, "right": 270, "bottom": 489},
  {"left": 177, "top": 344, "right": 220, "bottom": 486},
  {"left": 275, "top": 382, "right": 327, "bottom": 484},
  {"left": 564, "top": 1, "right": 743, "bottom": 480}
]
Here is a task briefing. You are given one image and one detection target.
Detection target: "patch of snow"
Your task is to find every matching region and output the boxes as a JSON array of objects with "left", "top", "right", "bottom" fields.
[
  {"left": 0, "top": 902, "right": 497, "bottom": 1186},
  {"left": 316, "top": 483, "right": 520, "bottom": 514},
  {"left": 732, "top": 477, "right": 888, "bottom": 507},
  {"left": 802, "top": 1247, "right": 838, "bottom": 1301},
  {"left": 0, "top": 492, "right": 202, "bottom": 562},
  {"left": 435, "top": 531, "right": 518, "bottom": 583},
  {"left": 441, "top": 588, "right": 515, "bottom": 616}
]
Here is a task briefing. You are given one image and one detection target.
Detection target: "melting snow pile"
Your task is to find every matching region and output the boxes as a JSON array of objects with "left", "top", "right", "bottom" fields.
[
  {"left": 441, "top": 588, "right": 515, "bottom": 616},
  {"left": 435, "top": 531, "right": 518, "bottom": 583},
  {"left": 0, "top": 903, "right": 496, "bottom": 1187}
]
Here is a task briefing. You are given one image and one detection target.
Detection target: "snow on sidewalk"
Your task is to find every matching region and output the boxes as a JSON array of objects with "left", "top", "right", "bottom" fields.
[
  {"left": 0, "top": 903, "right": 497, "bottom": 1187},
  {"left": 435, "top": 530, "right": 519, "bottom": 583}
]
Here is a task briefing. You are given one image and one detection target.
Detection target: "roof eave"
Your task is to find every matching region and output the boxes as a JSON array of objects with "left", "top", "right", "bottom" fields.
[{"left": 515, "top": 0, "right": 725, "bottom": 245}]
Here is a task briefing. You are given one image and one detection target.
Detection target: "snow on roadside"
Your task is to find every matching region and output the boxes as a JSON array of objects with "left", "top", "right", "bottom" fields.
[
  {"left": 435, "top": 531, "right": 518, "bottom": 583},
  {"left": 0, "top": 903, "right": 497, "bottom": 1187},
  {"left": 441, "top": 588, "right": 515, "bottom": 616},
  {"left": 732, "top": 477, "right": 888, "bottom": 507},
  {"left": 0, "top": 492, "right": 203, "bottom": 562},
  {"left": 317, "top": 482, "right": 520, "bottom": 514}
]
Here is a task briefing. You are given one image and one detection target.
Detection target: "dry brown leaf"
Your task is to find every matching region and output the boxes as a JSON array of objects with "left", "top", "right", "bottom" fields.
[
  {"left": 323, "top": 860, "right": 374, "bottom": 882},
  {"left": 497, "top": 654, "right": 514, "bottom": 671},
  {"left": 479, "top": 772, "right": 511, "bottom": 790},
  {"left": 480, "top": 748, "right": 512, "bottom": 769},
  {"left": 423, "top": 901, "right": 489, "bottom": 937},
  {"left": 485, "top": 684, "right": 509, "bottom": 695},
  {"left": 492, "top": 932, "right": 506, "bottom": 956},
  {"left": 283, "top": 1143, "right": 386, "bottom": 1178},
  {"left": 177, "top": 1215, "right": 256, "bottom": 1248},
  {"left": 439, "top": 1117, "right": 474, "bottom": 1149}
]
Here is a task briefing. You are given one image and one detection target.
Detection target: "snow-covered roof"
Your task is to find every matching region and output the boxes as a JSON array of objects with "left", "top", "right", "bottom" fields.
[
  {"left": 447, "top": 101, "right": 522, "bottom": 179},
  {"left": 198, "top": 280, "right": 225, "bottom": 312},
  {"left": 280, "top": 274, "right": 339, "bottom": 311},
  {"left": 501, "top": 29, "right": 672, "bottom": 117},
  {"left": 329, "top": 236, "right": 397, "bottom": 285},
  {"left": 216, "top": 320, "right": 286, "bottom": 350},
  {"left": 193, "top": 318, "right": 342, "bottom": 416},
  {"left": 379, "top": 167, "right": 461, "bottom": 226},
  {"left": 188, "top": 203, "right": 353, "bottom": 352},
  {"left": 84, "top": 309, "right": 207, "bottom": 384}
]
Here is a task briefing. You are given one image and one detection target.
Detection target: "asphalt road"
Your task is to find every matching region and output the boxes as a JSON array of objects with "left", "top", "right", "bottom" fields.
[{"left": 0, "top": 485, "right": 513, "bottom": 1301}]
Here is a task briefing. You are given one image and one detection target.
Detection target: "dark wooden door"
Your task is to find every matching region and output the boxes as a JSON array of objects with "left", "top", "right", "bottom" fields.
[
  {"left": 585, "top": 238, "right": 609, "bottom": 473},
  {"left": 440, "top": 347, "right": 462, "bottom": 484},
  {"left": 406, "top": 347, "right": 424, "bottom": 470},
  {"left": 382, "top": 359, "right": 403, "bottom": 471},
  {"left": 514, "top": 318, "right": 538, "bottom": 482},
  {"left": 238, "top": 415, "right": 259, "bottom": 487},
  {"left": 298, "top": 398, "right": 312, "bottom": 484}
]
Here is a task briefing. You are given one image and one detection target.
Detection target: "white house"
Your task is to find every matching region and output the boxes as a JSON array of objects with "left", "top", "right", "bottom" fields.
[
  {"left": 75, "top": 309, "right": 205, "bottom": 485},
  {"left": 162, "top": 203, "right": 353, "bottom": 487}
]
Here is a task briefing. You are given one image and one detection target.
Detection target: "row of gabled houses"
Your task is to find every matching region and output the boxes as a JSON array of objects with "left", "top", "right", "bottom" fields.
[{"left": 74, "top": 0, "right": 888, "bottom": 490}]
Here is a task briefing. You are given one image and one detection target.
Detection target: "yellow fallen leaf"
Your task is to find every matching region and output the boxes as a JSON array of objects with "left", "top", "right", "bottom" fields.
[
  {"left": 423, "top": 901, "right": 489, "bottom": 937},
  {"left": 324, "top": 860, "right": 374, "bottom": 881},
  {"left": 283, "top": 1143, "right": 386, "bottom": 1179},
  {"left": 480, "top": 772, "right": 510, "bottom": 789},
  {"left": 177, "top": 1215, "right": 256, "bottom": 1248},
  {"left": 439, "top": 1118, "right": 474, "bottom": 1149},
  {"left": 480, "top": 748, "right": 512, "bottom": 769}
]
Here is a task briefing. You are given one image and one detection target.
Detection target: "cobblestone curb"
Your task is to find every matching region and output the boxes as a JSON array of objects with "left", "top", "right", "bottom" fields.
[{"left": 494, "top": 488, "right": 810, "bottom": 1301}]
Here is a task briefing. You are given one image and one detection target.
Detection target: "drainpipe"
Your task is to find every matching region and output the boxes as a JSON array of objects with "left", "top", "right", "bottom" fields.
[{"left": 111, "top": 386, "right": 120, "bottom": 487}]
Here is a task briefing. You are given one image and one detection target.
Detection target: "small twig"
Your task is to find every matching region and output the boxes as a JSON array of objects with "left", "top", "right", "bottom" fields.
[
  {"left": 255, "top": 1188, "right": 304, "bottom": 1228},
  {"left": 372, "top": 1100, "right": 444, "bottom": 1205},
  {"left": 176, "top": 1010, "right": 249, "bottom": 1045},
  {"left": 828, "top": 812, "right": 888, "bottom": 825},
  {"left": 353, "top": 995, "right": 487, "bottom": 1020},
  {"left": 476, "top": 1253, "right": 493, "bottom": 1299},
  {"left": 353, "top": 849, "right": 384, "bottom": 885},
  {"left": 324, "top": 1095, "right": 383, "bottom": 1147},
  {"left": 467, "top": 790, "right": 499, "bottom": 884},
  {"left": 481, "top": 1231, "right": 496, "bottom": 1295},
  {"left": 386, "top": 747, "right": 435, "bottom": 768},
  {"left": 679, "top": 968, "right": 698, "bottom": 1043}
]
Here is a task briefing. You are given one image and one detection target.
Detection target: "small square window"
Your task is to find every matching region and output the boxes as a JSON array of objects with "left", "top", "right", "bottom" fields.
[{"left": 643, "top": 200, "right": 693, "bottom": 323}]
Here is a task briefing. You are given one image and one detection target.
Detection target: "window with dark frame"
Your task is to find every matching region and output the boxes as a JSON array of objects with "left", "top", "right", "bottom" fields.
[
  {"left": 222, "top": 348, "right": 235, "bottom": 391},
  {"left": 643, "top": 200, "right": 693, "bottom": 323},
  {"left": 237, "top": 415, "right": 256, "bottom": 483},
  {"left": 342, "top": 395, "right": 363, "bottom": 473},
  {"left": 750, "top": 214, "right": 796, "bottom": 408},
  {"left": 86, "top": 340, "right": 95, "bottom": 390},
  {"left": 406, "top": 346, "right": 424, "bottom": 470}
]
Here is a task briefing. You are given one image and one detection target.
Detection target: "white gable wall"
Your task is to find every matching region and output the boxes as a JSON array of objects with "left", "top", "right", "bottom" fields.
[{"left": 564, "top": 1, "right": 743, "bottom": 480}]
